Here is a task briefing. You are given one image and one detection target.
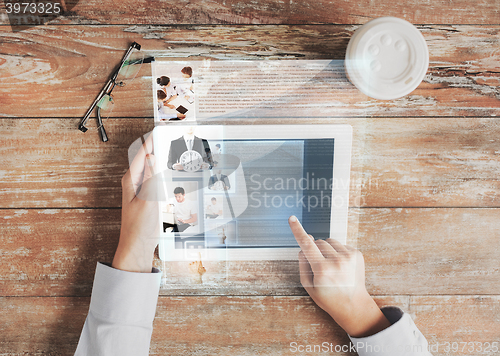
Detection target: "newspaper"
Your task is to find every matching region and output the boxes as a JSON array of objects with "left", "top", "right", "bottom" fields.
[{"left": 152, "top": 59, "right": 346, "bottom": 121}]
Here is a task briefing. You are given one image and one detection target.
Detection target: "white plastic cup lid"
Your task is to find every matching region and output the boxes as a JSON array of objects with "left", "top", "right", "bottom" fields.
[{"left": 345, "top": 17, "right": 429, "bottom": 100}]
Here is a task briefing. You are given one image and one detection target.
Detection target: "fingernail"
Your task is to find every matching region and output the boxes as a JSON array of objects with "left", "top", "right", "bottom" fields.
[{"left": 289, "top": 215, "right": 297, "bottom": 223}]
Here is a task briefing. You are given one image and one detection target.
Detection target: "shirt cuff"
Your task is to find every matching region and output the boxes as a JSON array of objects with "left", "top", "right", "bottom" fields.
[
  {"left": 89, "top": 262, "right": 162, "bottom": 326},
  {"left": 349, "top": 307, "right": 431, "bottom": 355}
]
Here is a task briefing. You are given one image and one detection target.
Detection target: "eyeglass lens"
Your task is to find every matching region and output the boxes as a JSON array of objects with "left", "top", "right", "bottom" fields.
[{"left": 95, "top": 48, "right": 145, "bottom": 131}]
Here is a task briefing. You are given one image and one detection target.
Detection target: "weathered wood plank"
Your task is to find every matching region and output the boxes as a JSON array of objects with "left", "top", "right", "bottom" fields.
[
  {"left": 359, "top": 208, "right": 500, "bottom": 296},
  {"left": 1, "top": 0, "right": 499, "bottom": 26},
  {"left": 360, "top": 118, "right": 500, "bottom": 207},
  {"left": 0, "top": 209, "right": 121, "bottom": 297},
  {"left": 410, "top": 296, "right": 500, "bottom": 355},
  {"left": 1, "top": 118, "right": 498, "bottom": 209},
  {"left": 0, "top": 296, "right": 403, "bottom": 355},
  {"left": 152, "top": 296, "right": 500, "bottom": 356},
  {"left": 0, "top": 296, "right": 88, "bottom": 355},
  {"left": 1, "top": 296, "right": 498, "bottom": 355},
  {"left": 0, "top": 25, "right": 498, "bottom": 118},
  {"left": 1, "top": 208, "right": 498, "bottom": 297},
  {"left": 0, "top": 119, "right": 154, "bottom": 208}
]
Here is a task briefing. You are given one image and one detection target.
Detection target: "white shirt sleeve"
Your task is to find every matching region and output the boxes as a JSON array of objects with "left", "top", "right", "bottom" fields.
[
  {"left": 158, "top": 102, "right": 178, "bottom": 120},
  {"left": 74, "top": 262, "right": 162, "bottom": 356},
  {"left": 349, "top": 307, "right": 433, "bottom": 356}
]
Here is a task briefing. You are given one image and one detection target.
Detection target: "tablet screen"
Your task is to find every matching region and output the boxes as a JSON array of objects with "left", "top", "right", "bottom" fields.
[{"left": 158, "top": 135, "right": 335, "bottom": 252}]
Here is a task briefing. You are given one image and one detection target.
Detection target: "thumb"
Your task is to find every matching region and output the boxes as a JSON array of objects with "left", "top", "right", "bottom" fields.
[
  {"left": 136, "top": 154, "right": 164, "bottom": 202},
  {"left": 143, "top": 154, "right": 156, "bottom": 182}
]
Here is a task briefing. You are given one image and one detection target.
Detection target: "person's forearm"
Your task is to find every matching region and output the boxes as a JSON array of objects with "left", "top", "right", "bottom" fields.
[
  {"left": 328, "top": 290, "right": 391, "bottom": 338},
  {"left": 165, "top": 95, "right": 177, "bottom": 103},
  {"left": 182, "top": 213, "right": 197, "bottom": 224},
  {"left": 112, "top": 240, "right": 155, "bottom": 273}
]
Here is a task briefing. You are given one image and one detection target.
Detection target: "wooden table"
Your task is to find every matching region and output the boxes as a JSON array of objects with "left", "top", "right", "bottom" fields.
[{"left": 1, "top": 1, "right": 499, "bottom": 355}]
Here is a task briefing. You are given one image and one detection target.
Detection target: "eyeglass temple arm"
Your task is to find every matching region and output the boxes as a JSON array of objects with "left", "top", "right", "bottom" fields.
[
  {"left": 96, "top": 106, "right": 109, "bottom": 142},
  {"left": 78, "top": 42, "right": 142, "bottom": 133},
  {"left": 78, "top": 79, "right": 114, "bottom": 133}
]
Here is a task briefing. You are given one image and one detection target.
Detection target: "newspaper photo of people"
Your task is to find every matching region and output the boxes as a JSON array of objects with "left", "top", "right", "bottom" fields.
[{"left": 155, "top": 64, "right": 196, "bottom": 122}]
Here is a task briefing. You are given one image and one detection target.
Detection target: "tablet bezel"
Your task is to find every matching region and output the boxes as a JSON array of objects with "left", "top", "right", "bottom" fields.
[{"left": 155, "top": 124, "right": 352, "bottom": 261}]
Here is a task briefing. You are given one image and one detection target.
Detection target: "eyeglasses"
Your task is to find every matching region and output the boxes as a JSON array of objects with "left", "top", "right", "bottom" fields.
[{"left": 78, "top": 42, "right": 153, "bottom": 142}]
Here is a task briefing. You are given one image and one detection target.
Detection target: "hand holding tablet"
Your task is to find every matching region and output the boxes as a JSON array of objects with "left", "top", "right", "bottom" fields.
[{"left": 112, "top": 135, "right": 160, "bottom": 273}]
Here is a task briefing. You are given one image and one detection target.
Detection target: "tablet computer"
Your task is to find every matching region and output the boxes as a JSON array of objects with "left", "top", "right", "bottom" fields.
[
  {"left": 176, "top": 105, "right": 188, "bottom": 114},
  {"left": 153, "top": 124, "right": 352, "bottom": 261}
]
